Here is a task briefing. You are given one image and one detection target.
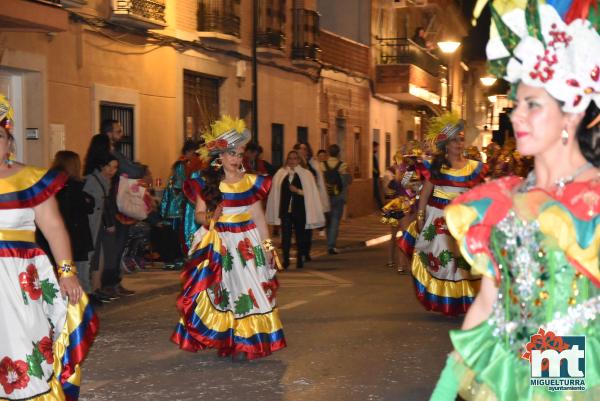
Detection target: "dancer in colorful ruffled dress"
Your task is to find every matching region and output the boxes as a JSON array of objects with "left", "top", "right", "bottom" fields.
[
  {"left": 171, "top": 116, "right": 286, "bottom": 360},
  {"left": 397, "top": 114, "right": 487, "bottom": 315},
  {"left": 430, "top": 1, "right": 600, "bottom": 399},
  {"left": 381, "top": 143, "right": 423, "bottom": 273},
  {"left": 0, "top": 94, "right": 98, "bottom": 400},
  {"left": 160, "top": 139, "right": 201, "bottom": 259}
]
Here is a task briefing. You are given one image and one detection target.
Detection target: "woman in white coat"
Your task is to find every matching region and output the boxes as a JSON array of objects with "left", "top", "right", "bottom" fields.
[
  {"left": 293, "top": 142, "right": 329, "bottom": 261},
  {"left": 267, "top": 150, "right": 325, "bottom": 269}
]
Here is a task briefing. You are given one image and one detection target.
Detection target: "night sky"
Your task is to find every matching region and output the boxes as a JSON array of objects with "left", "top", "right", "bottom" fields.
[{"left": 461, "top": 0, "right": 492, "bottom": 61}]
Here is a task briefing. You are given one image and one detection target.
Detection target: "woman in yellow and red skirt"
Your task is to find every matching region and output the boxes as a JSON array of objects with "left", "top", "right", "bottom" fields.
[
  {"left": 172, "top": 116, "right": 285, "bottom": 360},
  {"left": 397, "top": 116, "right": 487, "bottom": 316}
]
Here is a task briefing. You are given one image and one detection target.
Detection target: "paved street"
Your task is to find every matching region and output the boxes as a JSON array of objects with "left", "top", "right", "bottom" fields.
[{"left": 80, "top": 241, "right": 460, "bottom": 401}]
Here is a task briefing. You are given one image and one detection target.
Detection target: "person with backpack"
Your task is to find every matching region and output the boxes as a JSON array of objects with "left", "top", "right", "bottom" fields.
[{"left": 321, "top": 144, "right": 351, "bottom": 254}]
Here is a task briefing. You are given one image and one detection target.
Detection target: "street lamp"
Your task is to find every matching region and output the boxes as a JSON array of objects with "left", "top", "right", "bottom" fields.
[
  {"left": 437, "top": 41, "right": 461, "bottom": 53},
  {"left": 480, "top": 76, "right": 497, "bottom": 87},
  {"left": 436, "top": 40, "right": 461, "bottom": 110}
]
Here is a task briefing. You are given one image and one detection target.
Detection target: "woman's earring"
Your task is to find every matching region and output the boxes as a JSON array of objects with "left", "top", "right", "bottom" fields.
[
  {"left": 561, "top": 129, "right": 569, "bottom": 145},
  {"left": 211, "top": 158, "right": 223, "bottom": 169},
  {"left": 4, "top": 153, "right": 13, "bottom": 167},
  {"left": 239, "top": 164, "right": 246, "bottom": 173}
]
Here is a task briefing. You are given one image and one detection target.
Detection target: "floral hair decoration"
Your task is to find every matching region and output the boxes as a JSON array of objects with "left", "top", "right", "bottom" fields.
[
  {"left": 0, "top": 94, "right": 14, "bottom": 132},
  {"left": 197, "top": 115, "right": 251, "bottom": 162},
  {"left": 426, "top": 112, "right": 465, "bottom": 150},
  {"left": 485, "top": 0, "right": 600, "bottom": 116}
]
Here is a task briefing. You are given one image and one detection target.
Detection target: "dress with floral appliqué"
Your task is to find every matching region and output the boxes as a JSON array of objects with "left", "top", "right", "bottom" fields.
[
  {"left": 0, "top": 166, "right": 98, "bottom": 401},
  {"left": 172, "top": 173, "right": 286, "bottom": 359},
  {"left": 439, "top": 176, "right": 600, "bottom": 400},
  {"left": 397, "top": 159, "right": 488, "bottom": 316}
]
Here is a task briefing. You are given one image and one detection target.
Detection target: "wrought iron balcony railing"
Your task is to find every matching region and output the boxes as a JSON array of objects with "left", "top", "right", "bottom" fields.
[
  {"left": 257, "top": 30, "right": 285, "bottom": 49},
  {"left": 292, "top": 9, "right": 320, "bottom": 62},
  {"left": 376, "top": 37, "right": 441, "bottom": 77},
  {"left": 198, "top": 0, "right": 240, "bottom": 38},
  {"left": 256, "top": 0, "right": 286, "bottom": 50},
  {"left": 111, "top": 0, "right": 166, "bottom": 29}
]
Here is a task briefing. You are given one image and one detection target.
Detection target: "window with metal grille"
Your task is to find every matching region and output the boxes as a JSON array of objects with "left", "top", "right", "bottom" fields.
[
  {"left": 292, "top": 8, "right": 320, "bottom": 61},
  {"left": 184, "top": 70, "right": 220, "bottom": 141},
  {"left": 297, "top": 126, "right": 308, "bottom": 144},
  {"left": 271, "top": 123, "right": 284, "bottom": 169},
  {"left": 353, "top": 131, "right": 361, "bottom": 178},
  {"left": 100, "top": 103, "right": 134, "bottom": 161},
  {"left": 257, "top": 0, "right": 286, "bottom": 49},
  {"left": 197, "top": 0, "right": 240, "bottom": 37},
  {"left": 320, "top": 128, "right": 328, "bottom": 150}
]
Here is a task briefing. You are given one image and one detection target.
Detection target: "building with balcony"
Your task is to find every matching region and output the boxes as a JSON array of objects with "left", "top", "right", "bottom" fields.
[
  {"left": 0, "top": 0, "right": 475, "bottom": 217},
  {"left": 0, "top": 0, "right": 322, "bottom": 190},
  {"left": 372, "top": 0, "right": 469, "bottom": 136}
]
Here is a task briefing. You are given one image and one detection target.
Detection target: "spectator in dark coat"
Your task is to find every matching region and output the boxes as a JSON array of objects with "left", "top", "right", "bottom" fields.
[{"left": 38, "top": 151, "right": 95, "bottom": 293}]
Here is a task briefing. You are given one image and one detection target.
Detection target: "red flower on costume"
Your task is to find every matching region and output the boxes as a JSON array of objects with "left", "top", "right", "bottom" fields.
[
  {"left": 521, "top": 328, "right": 570, "bottom": 371},
  {"left": 19, "top": 264, "right": 42, "bottom": 300},
  {"left": 206, "top": 139, "right": 229, "bottom": 151},
  {"left": 261, "top": 280, "right": 279, "bottom": 303},
  {"left": 248, "top": 288, "right": 259, "bottom": 308},
  {"left": 427, "top": 253, "right": 441, "bottom": 272},
  {"left": 0, "top": 357, "right": 30, "bottom": 394},
  {"left": 238, "top": 239, "right": 254, "bottom": 261},
  {"left": 433, "top": 217, "right": 448, "bottom": 234},
  {"left": 38, "top": 337, "right": 54, "bottom": 364}
]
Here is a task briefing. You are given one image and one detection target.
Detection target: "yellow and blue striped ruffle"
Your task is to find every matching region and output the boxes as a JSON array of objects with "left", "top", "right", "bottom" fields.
[
  {"left": 54, "top": 295, "right": 99, "bottom": 401},
  {"left": 172, "top": 291, "right": 286, "bottom": 359},
  {"left": 0, "top": 166, "right": 67, "bottom": 209},
  {"left": 411, "top": 254, "right": 481, "bottom": 316}
]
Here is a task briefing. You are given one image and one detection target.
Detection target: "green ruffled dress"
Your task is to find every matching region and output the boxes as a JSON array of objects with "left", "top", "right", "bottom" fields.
[{"left": 431, "top": 176, "right": 600, "bottom": 401}]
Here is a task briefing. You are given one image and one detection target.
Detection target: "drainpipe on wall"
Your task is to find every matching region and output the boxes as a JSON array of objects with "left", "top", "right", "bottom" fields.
[{"left": 252, "top": 0, "right": 259, "bottom": 144}]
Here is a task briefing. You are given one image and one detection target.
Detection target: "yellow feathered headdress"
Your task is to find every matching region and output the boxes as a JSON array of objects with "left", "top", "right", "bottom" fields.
[
  {"left": 426, "top": 112, "right": 464, "bottom": 150},
  {"left": 404, "top": 140, "right": 423, "bottom": 157},
  {"left": 0, "top": 94, "right": 14, "bottom": 131},
  {"left": 197, "top": 115, "right": 251, "bottom": 162}
]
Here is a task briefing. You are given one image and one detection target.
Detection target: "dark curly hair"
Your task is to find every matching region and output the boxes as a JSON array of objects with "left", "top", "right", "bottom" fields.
[
  {"left": 83, "top": 133, "right": 111, "bottom": 175},
  {"left": 430, "top": 148, "right": 450, "bottom": 180},
  {"left": 201, "top": 155, "right": 225, "bottom": 212},
  {"left": 576, "top": 102, "right": 600, "bottom": 167}
]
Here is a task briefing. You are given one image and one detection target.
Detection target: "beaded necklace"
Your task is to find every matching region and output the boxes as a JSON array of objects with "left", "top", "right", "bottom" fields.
[{"left": 518, "top": 162, "right": 594, "bottom": 194}]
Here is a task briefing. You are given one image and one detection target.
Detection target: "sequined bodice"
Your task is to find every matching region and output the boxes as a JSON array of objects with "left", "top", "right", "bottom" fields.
[{"left": 488, "top": 210, "right": 599, "bottom": 353}]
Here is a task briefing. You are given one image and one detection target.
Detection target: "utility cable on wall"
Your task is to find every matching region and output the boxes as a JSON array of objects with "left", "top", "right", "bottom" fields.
[{"left": 66, "top": 10, "right": 398, "bottom": 105}]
